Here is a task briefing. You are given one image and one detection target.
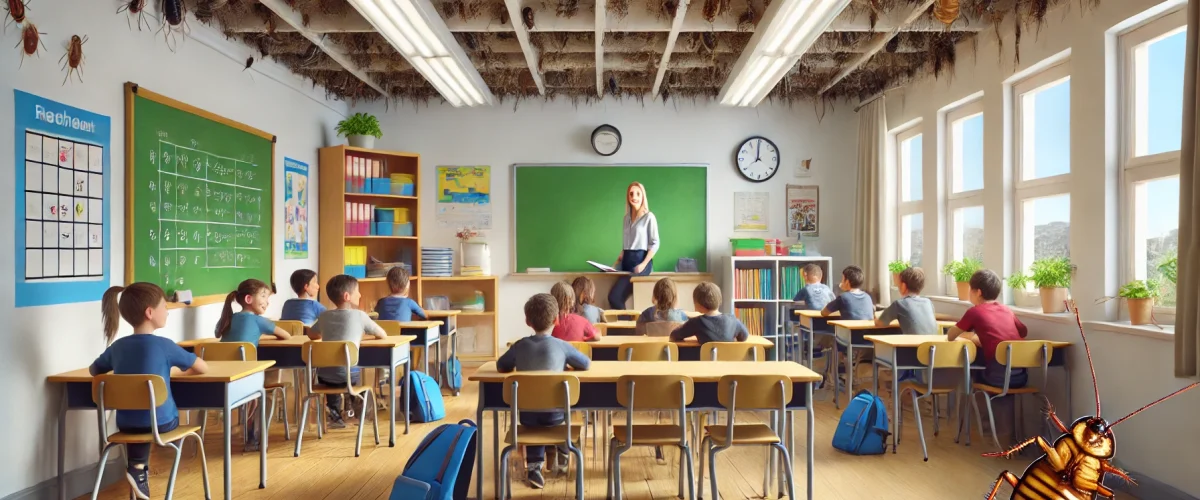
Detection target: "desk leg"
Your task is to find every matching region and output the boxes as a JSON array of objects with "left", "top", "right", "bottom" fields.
[
  {"left": 452, "top": 332, "right": 460, "bottom": 396},
  {"left": 492, "top": 410, "right": 500, "bottom": 497},
  {"left": 259, "top": 389, "right": 268, "bottom": 489},
  {"left": 873, "top": 361, "right": 880, "bottom": 401},
  {"left": 475, "top": 389, "right": 484, "bottom": 500},
  {"left": 57, "top": 387, "right": 67, "bottom": 500},
  {"left": 389, "top": 361, "right": 397, "bottom": 446},
  {"left": 436, "top": 340, "right": 443, "bottom": 388},
  {"left": 807, "top": 382, "right": 814, "bottom": 500},
  {"left": 846, "top": 345, "right": 854, "bottom": 408},
  {"left": 224, "top": 391, "right": 233, "bottom": 500},
  {"left": 763, "top": 411, "right": 774, "bottom": 497},
  {"left": 892, "top": 367, "right": 900, "bottom": 453},
  {"left": 404, "top": 361, "right": 411, "bottom": 435}
]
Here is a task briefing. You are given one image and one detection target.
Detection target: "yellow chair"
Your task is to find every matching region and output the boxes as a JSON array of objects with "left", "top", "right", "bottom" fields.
[
  {"left": 699, "top": 374, "right": 795, "bottom": 500},
  {"left": 499, "top": 374, "right": 585, "bottom": 500},
  {"left": 607, "top": 375, "right": 696, "bottom": 500},
  {"left": 275, "top": 320, "right": 306, "bottom": 337},
  {"left": 90, "top": 374, "right": 210, "bottom": 500},
  {"left": 618, "top": 342, "right": 680, "bottom": 361},
  {"left": 566, "top": 341, "right": 598, "bottom": 462},
  {"left": 567, "top": 341, "right": 592, "bottom": 360},
  {"left": 195, "top": 342, "right": 291, "bottom": 441},
  {"left": 294, "top": 341, "right": 379, "bottom": 457},
  {"left": 970, "top": 340, "right": 1053, "bottom": 450},
  {"left": 702, "top": 342, "right": 766, "bottom": 361},
  {"left": 639, "top": 320, "right": 685, "bottom": 337},
  {"left": 897, "top": 341, "right": 976, "bottom": 461}
]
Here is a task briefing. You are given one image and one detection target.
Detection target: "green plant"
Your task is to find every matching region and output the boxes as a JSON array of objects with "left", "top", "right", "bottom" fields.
[
  {"left": 1030, "top": 257, "right": 1072, "bottom": 289},
  {"left": 1118, "top": 279, "right": 1160, "bottom": 300},
  {"left": 335, "top": 112, "right": 382, "bottom": 138},
  {"left": 887, "top": 260, "right": 910, "bottom": 274},
  {"left": 1006, "top": 270, "right": 1030, "bottom": 290},
  {"left": 944, "top": 258, "right": 981, "bottom": 282},
  {"left": 1158, "top": 254, "right": 1178, "bottom": 285}
]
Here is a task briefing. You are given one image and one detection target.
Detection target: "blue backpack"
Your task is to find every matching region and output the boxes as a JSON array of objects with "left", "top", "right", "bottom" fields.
[
  {"left": 404, "top": 370, "right": 446, "bottom": 423},
  {"left": 390, "top": 419, "right": 477, "bottom": 500},
  {"left": 445, "top": 357, "right": 463, "bottom": 394},
  {"left": 832, "top": 390, "right": 889, "bottom": 455}
]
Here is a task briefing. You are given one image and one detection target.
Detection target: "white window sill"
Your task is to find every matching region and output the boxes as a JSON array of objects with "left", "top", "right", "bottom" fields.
[
  {"left": 1084, "top": 321, "right": 1174, "bottom": 341},
  {"left": 929, "top": 296, "right": 1074, "bottom": 324},
  {"left": 929, "top": 295, "right": 969, "bottom": 306}
]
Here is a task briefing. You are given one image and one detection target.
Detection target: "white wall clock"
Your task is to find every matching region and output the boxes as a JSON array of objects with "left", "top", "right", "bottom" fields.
[
  {"left": 591, "top": 124, "right": 621, "bottom": 156},
  {"left": 736, "top": 136, "right": 780, "bottom": 182}
]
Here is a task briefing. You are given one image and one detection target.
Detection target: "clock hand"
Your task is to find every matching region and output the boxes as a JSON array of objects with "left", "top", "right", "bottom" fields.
[{"left": 755, "top": 140, "right": 761, "bottom": 162}]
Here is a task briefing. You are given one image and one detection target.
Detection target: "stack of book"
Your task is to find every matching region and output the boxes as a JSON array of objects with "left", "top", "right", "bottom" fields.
[
  {"left": 734, "top": 307, "right": 767, "bottom": 336},
  {"left": 733, "top": 268, "right": 774, "bottom": 300}
]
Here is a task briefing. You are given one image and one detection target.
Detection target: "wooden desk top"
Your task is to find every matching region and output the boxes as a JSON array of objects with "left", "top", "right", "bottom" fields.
[
  {"left": 179, "top": 336, "right": 416, "bottom": 348},
  {"left": 829, "top": 319, "right": 957, "bottom": 330},
  {"left": 599, "top": 320, "right": 638, "bottom": 329},
  {"left": 864, "top": 334, "right": 1073, "bottom": 349},
  {"left": 425, "top": 310, "right": 462, "bottom": 317},
  {"left": 469, "top": 361, "right": 821, "bottom": 383},
  {"left": 47, "top": 360, "right": 276, "bottom": 383},
  {"left": 507, "top": 336, "right": 775, "bottom": 349},
  {"left": 390, "top": 320, "right": 444, "bottom": 328},
  {"left": 603, "top": 310, "right": 641, "bottom": 318}
]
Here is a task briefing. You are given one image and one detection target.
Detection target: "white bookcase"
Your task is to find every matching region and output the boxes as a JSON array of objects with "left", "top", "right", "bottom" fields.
[{"left": 725, "top": 256, "right": 834, "bottom": 346}]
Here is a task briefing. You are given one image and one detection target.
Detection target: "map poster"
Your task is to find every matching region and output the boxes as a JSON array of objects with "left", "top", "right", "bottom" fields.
[
  {"left": 13, "top": 89, "right": 111, "bottom": 307},
  {"left": 283, "top": 157, "right": 309, "bottom": 259},
  {"left": 787, "top": 184, "right": 819, "bottom": 237},
  {"left": 436, "top": 166, "right": 492, "bottom": 229},
  {"left": 733, "top": 192, "right": 768, "bottom": 232}
]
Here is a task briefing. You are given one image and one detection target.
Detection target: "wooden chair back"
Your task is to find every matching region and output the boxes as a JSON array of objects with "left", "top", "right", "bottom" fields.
[
  {"left": 916, "top": 341, "right": 976, "bottom": 368},
  {"left": 276, "top": 320, "right": 305, "bottom": 337},
  {"left": 702, "top": 342, "right": 766, "bottom": 361},
  {"left": 616, "top": 375, "right": 694, "bottom": 410},
  {"left": 502, "top": 374, "right": 581, "bottom": 411},
  {"left": 716, "top": 374, "right": 791, "bottom": 411},
  {"left": 92, "top": 374, "right": 168, "bottom": 410},
  {"left": 640, "top": 321, "right": 684, "bottom": 337},
  {"left": 568, "top": 341, "right": 593, "bottom": 359},
  {"left": 196, "top": 342, "right": 257, "bottom": 361},
  {"left": 376, "top": 320, "right": 404, "bottom": 336},
  {"left": 301, "top": 341, "right": 359, "bottom": 368},
  {"left": 996, "top": 340, "right": 1053, "bottom": 368},
  {"left": 618, "top": 342, "right": 679, "bottom": 361}
]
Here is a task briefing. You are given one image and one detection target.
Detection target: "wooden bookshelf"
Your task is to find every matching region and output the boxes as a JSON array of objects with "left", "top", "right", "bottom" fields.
[{"left": 423, "top": 276, "right": 499, "bottom": 360}]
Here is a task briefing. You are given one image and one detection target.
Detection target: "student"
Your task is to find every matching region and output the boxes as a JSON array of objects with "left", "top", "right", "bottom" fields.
[
  {"left": 91, "top": 283, "right": 209, "bottom": 499},
  {"left": 877, "top": 267, "right": 938, "bottom": 381},
  {"left": 215, "top": 278, "right": 292, "bottom": 347},
  {"left": 571, "top": 276, "right": 605, "bottom": 324},
  {"left": 670, "top": 282, "right": 749, "bottom": 345},
  {"left": 550, "top": 281, "right": 598, "bottom": 342},
  {"left": 375, "top": 267, "right": 427, "bottom": 321},
  {"left": 637, "top": 277, "right": 689, "bottom": 325},
  {"left": 792, "top": 263, "right": 835, "bottom": 312},
  {"left": 821, "top": 266, "right": 875, "bottom": 320},
  {"left": 308, "top": 274, "right": 388, "bottom": 429},
  {"left": 280, "top": 269, "right": 326, "bottom": 326},
  {"left": 947, "top": 269, "right": 1029, "bottom": 388},
  {"left": 497, "top": 293, "right": 591, "bottom": 489}
]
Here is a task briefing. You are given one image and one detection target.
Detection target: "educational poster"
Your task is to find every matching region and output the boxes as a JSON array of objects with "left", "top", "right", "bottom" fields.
[
  {"left": 283, "top": 157, "right": 309, "bottom": 259},
  {"left": 733, "top": 192, "right": 768, "bottom": 231},
  {"left": 436, "top": 166, "right": 492, "bottom": 229},
  {"left": 13, "top": 90, "right": 111, "bottom": 307},
  {"left": 787, "top": 184, "right": 819, "bottom": 237}
]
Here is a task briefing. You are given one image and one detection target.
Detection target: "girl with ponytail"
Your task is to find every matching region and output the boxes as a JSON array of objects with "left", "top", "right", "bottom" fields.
[{"left": 214, "top": 278, "right": 291, "bottom": 346}]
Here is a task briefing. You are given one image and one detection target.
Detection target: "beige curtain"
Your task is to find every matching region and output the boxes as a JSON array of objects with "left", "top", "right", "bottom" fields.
[
  {"left": 854, "top": 98, "right": 887, "bottom": 303},
  {"left": 1176, "top": 0, "right": 1200, "bottom": 378}
]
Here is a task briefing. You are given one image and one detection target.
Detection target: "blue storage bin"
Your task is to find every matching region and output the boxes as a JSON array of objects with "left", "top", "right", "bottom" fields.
[
  {"left": 344, "top": 265, "right": 366, "bottom": 279},
  {"left": 374, "top": 178, "right": 392, "bottom": 194},
  {"left": 394, "top": 222, "right": 413, "bottom": 237},
  {"left": 376, "top": 222, "right": 394, "bottom": 236},
  {"left": 391, "top": 183, "right": 414, "bottom": 196},
  {"left": 375, "top": 208, "right": 395, "bottom": 223}
]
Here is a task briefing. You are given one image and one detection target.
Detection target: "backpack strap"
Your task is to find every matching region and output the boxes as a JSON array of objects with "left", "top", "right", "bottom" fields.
[
  {"left": 435, "top": 429, "right": 466, "bottom": 482},
  {"left": 405, "top": 425, "right": 449, "bottom": 471}
]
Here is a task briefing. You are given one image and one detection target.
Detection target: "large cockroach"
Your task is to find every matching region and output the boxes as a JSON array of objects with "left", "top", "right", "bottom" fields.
[
  {"left": 157, "top": 0, "right": 187, "bottom": 52},
  {"left": 5, "top": 0, "right": 28, "bottom": 33},
  {"left": 117, "top": 0, "right": 150, "bottom": 31},
  {"left": 984, "top": 301, "right": 1200, "bottom": 499},
  {"left": 59, "top": 34, "right": 86, "bottom": 84},
  {"left": 15, "top": 21, "right": 45, "bottom": 68}
]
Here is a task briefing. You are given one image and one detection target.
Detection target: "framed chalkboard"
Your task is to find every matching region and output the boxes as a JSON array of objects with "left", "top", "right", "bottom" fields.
[{"left": 124, "top": 83, "right": 275, "bottom": 301}]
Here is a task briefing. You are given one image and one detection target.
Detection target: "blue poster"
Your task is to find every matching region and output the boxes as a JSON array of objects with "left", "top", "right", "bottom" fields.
[
  {"left": 14, "top": 90, "right": 111, "bottom": 307},
  {"left": 283, "top": 157, "right": 309, "bottom": 259}
]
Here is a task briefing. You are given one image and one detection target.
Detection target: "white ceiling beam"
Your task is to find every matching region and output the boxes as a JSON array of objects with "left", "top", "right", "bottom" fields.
[
  {"left": 255, "top": 0, "right": 389, "bottom": 96},
  {"left": 818, "top": 0, "right": 935, "bottom": 95},
  {"left": 504, "top": 0, "right": 546, "bottom": 94},
  {"left": 649, "top": 0, "right": 690, "bottom": 97},
  {"left": 595, "top": 0, "right": 604, "bottom": 96}
]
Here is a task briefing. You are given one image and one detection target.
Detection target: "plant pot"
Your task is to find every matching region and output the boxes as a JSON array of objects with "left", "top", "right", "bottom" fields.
[
  {"left": 348, "top": 135, "right": 375, "bottom": 149},
  {"left": 1039, "top": 287, "right": 1069, "bottom": 313},
  {"left": 1127, "top": 297, "right": 1154, "bottom": 325},
  {"left": 892, "top": 273, "right": 902, "bottom": 288},
  {"left": 956, "top": 281, "right": 971, "bottom": 301},
  {"left": 1013, "top": 289, "right": 1039, "bottom": 308}
]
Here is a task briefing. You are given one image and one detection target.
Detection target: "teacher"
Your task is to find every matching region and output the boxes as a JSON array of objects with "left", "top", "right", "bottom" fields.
[{"left": 608, "top": 182, "right": 659, "bottom": 309}]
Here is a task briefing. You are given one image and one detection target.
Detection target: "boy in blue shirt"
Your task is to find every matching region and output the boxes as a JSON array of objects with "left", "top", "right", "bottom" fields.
[
  {"left": 793, "top": 263, "right": 835, "bottom": 311},
  {"left": 375, "top": 267, "right": 427, "bottom": 321},
  {"left": 821, "top": 265, "right": 876, "bottom": 320},
  {"left": 280, "top": 269, "right": 326, "bottom": 326}
]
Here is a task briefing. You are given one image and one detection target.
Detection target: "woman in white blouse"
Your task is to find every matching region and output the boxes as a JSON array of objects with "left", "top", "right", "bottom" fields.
[{"left": 608, "top": 182, "right": 660, "bottom": 309}]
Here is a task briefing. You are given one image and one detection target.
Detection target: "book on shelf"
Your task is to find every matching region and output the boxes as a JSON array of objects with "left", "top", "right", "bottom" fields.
[
  {"left": 782, "top": 266, "right": 803, "bottom": 301},
  {"left": 733, "top": 307, "right": 772, "bottom": 336},
  {"left": 733, "top": 268, "right": 774, "bottom": 300}
]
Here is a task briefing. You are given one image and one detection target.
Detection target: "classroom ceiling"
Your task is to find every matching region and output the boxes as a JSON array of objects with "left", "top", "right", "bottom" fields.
[{"left": 193, "top": 0, "right": 1065, "bottom": 104}]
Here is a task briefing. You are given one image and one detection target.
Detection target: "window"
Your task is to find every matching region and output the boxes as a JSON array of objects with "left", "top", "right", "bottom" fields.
[
  {"left": 901, "top": 214, "right": 924, "bottom": 268},
  {"left": 1014, "top": 63, "right": 1072, "bottom": 271},
  {"left": 900, "top": 133, "right": 923, "bottom": 202},
  {"left": 895, "top": 126, "right": 924, "bottom": 268},
  {"left": 945, "top": 100, "right": 986, "bottom": 267},
  {"left": 952, "top": 206, "right": 985, "bottom": 262},
  {"left": 1122, "top": 9, "right": 1185, "bottom": 309}
]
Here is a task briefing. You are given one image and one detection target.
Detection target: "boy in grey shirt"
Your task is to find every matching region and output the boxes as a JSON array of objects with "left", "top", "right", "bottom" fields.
[
  {"left": 307, "top": 274, "right": 387, "bottom": 428},
  {"left": 822, "top": 265, "right": 876, "bottom": 320},
  {"left": 877, "top": 267, "right": 942, "bottom": 382},
  {"left": 670, "top": 282, "right": 750, "bottom": 345},
  {"left": 793, "top": 263, "right": 835, "bottom": 312},
  {"left": 497, "top": 293, "right": 590, "bottom": 489}
]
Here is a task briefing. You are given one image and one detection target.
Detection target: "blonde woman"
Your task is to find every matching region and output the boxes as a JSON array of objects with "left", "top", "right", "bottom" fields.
[{"left": 608, "top": 182, "right": 659, "bottom": 309}]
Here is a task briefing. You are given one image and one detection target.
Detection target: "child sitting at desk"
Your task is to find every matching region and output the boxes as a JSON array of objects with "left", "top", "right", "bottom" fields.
[
  {"left": 91, "top": 283, "right": 209, "bottom": 499},
  {"left": 550, "top": 281, "right": 598, "bottom": 342},
  {"left": 280, "top": 269, "right": 326, "bottom": 326},
  {"left": 375, "top": 267, "right": 427, "bottom": 321},
  {"left": 308, "top": 274, "right": 388, "bottom": 429},
  {"left": 571, "top": 276, "right": 605, "bottom": 324},
  {"left": 670, "top": 282, "right": 749, "bottom": 345},
  {"left": 947, "top": 269, "right": 1029, "bottom": 388},
  {"left": 821, "top": 265, "right": 875, "bottom": 320},
  {"left": 637, "top": 277, "right": 689, "bottom": 335},
  {"left": 877, "top": 267, "right": 938, "bottom": 382},
  {"left": 793, "top": 263, "right": 835, "bottom": 312},
  {"left": 215, "top": 278, "right": 291, "bottom": 449},
  {"left": 497, "top": 293, "right": 591, "bottom": 489}
]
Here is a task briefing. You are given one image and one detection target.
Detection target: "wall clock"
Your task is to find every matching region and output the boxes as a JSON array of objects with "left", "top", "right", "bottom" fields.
[
  {"left": 735, "top": 136, "right": 780, "bottom": 182},
  {"left": 591, "top": 124, "right": 621, "bottom": 156}
]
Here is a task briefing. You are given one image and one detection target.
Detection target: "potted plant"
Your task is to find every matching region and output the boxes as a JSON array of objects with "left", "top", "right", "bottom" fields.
[
  {"left": 1117, "top": 279, "right": 1159, "bottom": 325},
  {"left": 1006, "top": 269, "right": 1038, "bottom": 308},
  {"left": 1030, "top": 257, "right": 1072, "bottom": 313},
  {"left": 943, "top": 258, "right": 981, "bottom": 301},
  {"left": 888, "top": 260, "right": 910, "bottom": 288},
  {"left": 335, "top": 112, "right": 383, "bottom": 149}
]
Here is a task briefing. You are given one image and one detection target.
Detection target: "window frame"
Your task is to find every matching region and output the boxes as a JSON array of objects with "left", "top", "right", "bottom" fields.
[
  {"left": 946, "top": 100, "right": 987, "bottom": 198},
  {"left": 895, "top": 126, "right": 924, "bottom": 268},
  {"left": 1119, "top": 8, "right": 1186, "bottom": 318},
  {"left": 1012, "top": 62, "right": 1073, "bottom": 272},
  {"left": 950, "top": 205, "right": 985, "bottom": 262}
]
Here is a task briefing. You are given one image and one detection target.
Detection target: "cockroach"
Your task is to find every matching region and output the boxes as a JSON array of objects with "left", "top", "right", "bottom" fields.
[
  {"left": 5, "top": 0, "right": 27, "bottom": 33},
  {"left": 59, "top": 34, "right": 86, "bottom": 84},
  {"left": 983, "top": 300, "right": 1200, "bottom": 499},
  {"left": 521, "top": 6, "right": 534, "bottom": 29},
  {"left": 15, "top": 22, "right": 45, "bottom": 68},
  {"left": 157, "top": 0, "right": 187, "bottom": 52},
  {"left": 243, "top": 56, "right": 253, "bottom": 70},
  {"left": 117, "top": 0, "right": 150, "bottom": 32}
]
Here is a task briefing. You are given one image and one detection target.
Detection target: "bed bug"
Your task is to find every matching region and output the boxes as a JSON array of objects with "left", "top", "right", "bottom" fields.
[
  {"left": 5, "top": 0, "right": 27, "bottom": 33},
  {"left": 59, "top": 34, "right": 86, "bottom": 84},
  {"left": 983, "top": 300, "right": 1200, "bottom": 499},
  {"left": 117, "top": 0, "right": 150, "bottom": 31},
  {"left": 16, "top": 22, "right": 45, "bottom": 68}
]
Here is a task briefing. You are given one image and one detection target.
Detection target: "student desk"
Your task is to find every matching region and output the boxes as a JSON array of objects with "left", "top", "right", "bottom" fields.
[
  {"left": 597, "top": 320, "right": 639, "bottom": 336},
  {"left": 181, "top": 336, "right": 416, "bottom": 443},
  {"left": 825, "top": 319, "right": 955, "bottom": 409},
  {"left": 602, "top": 309, "right": 641, "bottom": 321},
  {"left": 504, "top": 336, "right": 776, "bottom": 361},
  {"left": 468, "top": 361, "right": 822, "bottom": 500},
  {"left": 47, "top": 360, "right": 274, "bottom": 500},
  {"left": 426, "top": 310, "right": 462, "bottom": 395},
  {"left": 394, "top": 321, "right": 443, "bottom": 385}
]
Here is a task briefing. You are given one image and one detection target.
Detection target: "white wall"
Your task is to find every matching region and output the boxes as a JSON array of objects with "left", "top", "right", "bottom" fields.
[
  {"left": 0, "top": 0, "right": 348, "bottom": 495},
  {"left": 886, "top": 0, "right": 1200, "bottom": 494},
  {"left": 355, "top": 99, "right": 860, "bottom": 351}
]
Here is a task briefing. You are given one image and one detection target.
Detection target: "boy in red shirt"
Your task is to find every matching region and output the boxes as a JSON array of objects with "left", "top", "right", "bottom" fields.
[
  {"left": 947, "top": 269, "right": 1029, "bottom": 388},
  {"left": 549, "top": 281, "right": 598, "bottom": 342}
]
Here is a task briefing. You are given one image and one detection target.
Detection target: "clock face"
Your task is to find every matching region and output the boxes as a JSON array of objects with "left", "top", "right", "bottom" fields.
[
  {"left": 592, "top": 125, "right": 621, "bottom": 156},
  {"left": 736, "top": 137, "right": 780, "bottom": 182}
]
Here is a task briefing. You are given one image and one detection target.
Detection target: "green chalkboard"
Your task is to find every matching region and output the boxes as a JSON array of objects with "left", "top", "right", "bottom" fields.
[
  {"left": 514, "top": 165, "right": 707, "bottom": 273},
  {"left": 125, "top": 84, "right": 274, "bottom": 298}
]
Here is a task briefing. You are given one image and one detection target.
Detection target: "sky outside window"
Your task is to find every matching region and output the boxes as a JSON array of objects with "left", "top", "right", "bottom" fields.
[
  {"left": 1023, "top": 79, "right": 1071, "bottom": 180},
  {"left": 901, "top": 134, "right": 923, "bottom": 201},
  {"left": 1143, "top": 29, "right": 1185, "bottom": 156},
  {"left": 955, "top": 114, "right": 984, "bottom": 192}
]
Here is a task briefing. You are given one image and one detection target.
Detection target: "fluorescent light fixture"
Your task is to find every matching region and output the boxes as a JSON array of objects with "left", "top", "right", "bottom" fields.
[
  {"left": 723, "top": 55, "right": 770, "bottom": 105},
  {"left": 740, "top": 57, "right": 789, "bottom": 106},
  {"left": 349, "top": 0, "right": 494, "bottom": 107}
]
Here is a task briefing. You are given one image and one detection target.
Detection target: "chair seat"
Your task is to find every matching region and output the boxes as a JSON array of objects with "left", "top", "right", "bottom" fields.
[
  {"left": 972, "top": 383, "right": 1040, "bottom": 395},
  {"left": 899, "top": 380, "right": 957, "bottom": 396},
  {"left": 504, "top": 425, "right": 583, "bottom": 446},
  {"left": 108, "top": 425, "right": 201, "bottom": 444},
  {"left": 703, "top": 424, "right": 780, "bottom": 446},
  {"left": 310, "top": 383, "right": 372, "bottom": 395},
  {"left": 612, "top": 424, "right": 686, "bottom": 445}
]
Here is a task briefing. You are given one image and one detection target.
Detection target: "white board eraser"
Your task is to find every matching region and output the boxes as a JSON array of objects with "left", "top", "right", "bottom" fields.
[
  {"left": 526, "top": 268, "right": 551, "bottom": 273},
  {"left": 174, "top": 290, "right": 193, "bottom": 305}
]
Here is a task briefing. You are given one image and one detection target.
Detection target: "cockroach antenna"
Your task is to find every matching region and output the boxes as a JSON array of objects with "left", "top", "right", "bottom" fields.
[
  {"left": 1109, "top": 381, "right": 1200, "bottom": 428},
  {"left": 1068, "top": 299, "right": 1103, "bottom": 416}
]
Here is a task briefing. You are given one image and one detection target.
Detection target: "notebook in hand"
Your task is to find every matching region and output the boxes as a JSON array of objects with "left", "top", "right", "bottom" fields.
[{"left": 586, "top": 261, "right": 618, "bottom": 272}]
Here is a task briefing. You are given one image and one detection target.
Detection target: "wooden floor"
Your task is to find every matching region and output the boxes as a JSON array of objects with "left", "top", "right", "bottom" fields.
[{"left": 81, "top": 365, "right": 1113, "bottom": 500}]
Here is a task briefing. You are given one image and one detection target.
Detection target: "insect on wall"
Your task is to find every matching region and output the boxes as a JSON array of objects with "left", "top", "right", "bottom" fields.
[
  {"left": 16, "top": 21, "right": 46, "bottom": 68},
  {"left": 116, "top": 0, "right": 150, "bottom": 32},
  {"left": 60, "top": 34, "right": 86, "bottom": 84}
]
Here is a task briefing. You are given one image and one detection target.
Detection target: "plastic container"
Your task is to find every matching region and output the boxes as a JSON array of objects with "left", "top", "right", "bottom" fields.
[
  {"left": 344, "top": 265, "right": 366, "bottom": 279},
  {"left": 391, "top": 173, "right": 415, "bottom": 197},
  {"left": 393, "top": 222, "right": 414, "bottom": 237},
  {"left": 375, "top": 208, "right": 395, "bottom": 223},
  {"left": 375, "top": 222, "right": 394, "bottom": 236},
  {"left": 731, "top": 238, "right": 766, "bottom": 254}
]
